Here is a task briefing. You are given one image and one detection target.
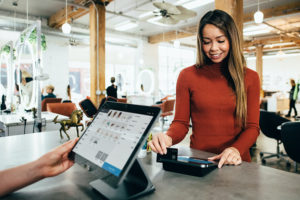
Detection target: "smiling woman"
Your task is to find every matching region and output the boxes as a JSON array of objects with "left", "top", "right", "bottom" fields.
[{"left": 149, "top": 9, "right": 261, "bottom": 169}]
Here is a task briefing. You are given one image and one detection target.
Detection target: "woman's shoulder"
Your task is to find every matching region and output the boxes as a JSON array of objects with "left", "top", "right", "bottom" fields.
[
  {"left": 180, "top": 65, "right": 197, "bottom": 75},
  {"left": 245, "top": 67, "right": 260, "bottom": 86},
  {"left": 245, "top": 68, "right": 259, "bottom": 78}
]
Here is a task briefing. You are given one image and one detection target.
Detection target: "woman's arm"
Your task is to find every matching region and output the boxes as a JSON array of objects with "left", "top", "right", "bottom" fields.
[
  {"left": 209, "top": 70, "right": 260, "bottom": 168},
  {"left": 0, "top": 138, "right": 78, "bottom": 197},
  {"left": 149, "top": 68, "right": 191, "bottom": 154},
  {"left": 231, "top": 70, "right": 261, "bottom": 156}
]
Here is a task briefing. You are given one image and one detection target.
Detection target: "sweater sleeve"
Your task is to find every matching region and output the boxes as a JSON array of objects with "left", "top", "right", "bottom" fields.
[
  {"left": 232, "top": 70, "right": 261, "bottom": 156},
  {"left": 166, "top": 69, "right": 191, "bottom": 145}
]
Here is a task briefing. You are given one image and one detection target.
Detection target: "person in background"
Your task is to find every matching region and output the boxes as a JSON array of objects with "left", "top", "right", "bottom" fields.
[
  {"left": 149, "top": 9, "right": 260, "bottom": 168},
  {"left": 67, "top": 84, "right": 71, "bottom": 101},
  {"left": 106, "top": 77, "right": 117, "bottom": 98},
  {"left": 19, "top": 70, "right": 33, "bottom": 108},
  {"left": 62, "top": 84, "right": 72, "bottom": 103},
  {"left": 285, "top": 79, "right": 299, "bottom": 117},
  {"left": 0, "top": 138, "right": 78, "bottom": 197},
  {"left": 42, "top": 85, "right": 56, "bottom": 100}
]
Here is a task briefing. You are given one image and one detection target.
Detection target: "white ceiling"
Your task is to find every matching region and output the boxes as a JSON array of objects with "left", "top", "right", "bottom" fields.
[{"left": 0, "top": 0, "right": 299, "bottom": 47}]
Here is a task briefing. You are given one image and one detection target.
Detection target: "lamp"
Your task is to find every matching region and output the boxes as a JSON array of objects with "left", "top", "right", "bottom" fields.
[
  {"left": 173, "top": 30, "right": 180, "bottom": 48},
  {"left": 62, "top": 0, "right": 71, "bottom": 34},
  {"left": 277, "top": 36, "right": 285, "bottom": 56},
  {"left": 254, "top": 0, "right": 264, "bottom": 24}
]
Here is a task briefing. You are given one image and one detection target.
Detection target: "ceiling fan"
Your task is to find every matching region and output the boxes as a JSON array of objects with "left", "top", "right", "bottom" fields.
[{"left": 151, "top": 1, "right": 197, "bottom": 25}]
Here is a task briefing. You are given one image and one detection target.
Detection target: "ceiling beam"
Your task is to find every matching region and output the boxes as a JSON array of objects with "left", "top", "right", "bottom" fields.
[
  {"left": 244, "top": 35, "right": 300, "bottom": 48},
  {"left": 48, "top": 6, "right": 89, "bottom": 28},
  {"left": 148, "top": 2, "right": 300, "bottom": 44},
  {"left": 244, "top": 44, "right": 300, "bottom": 53},
  {"left": 48, "top": 0, "right": 113, "bottom": 29}
]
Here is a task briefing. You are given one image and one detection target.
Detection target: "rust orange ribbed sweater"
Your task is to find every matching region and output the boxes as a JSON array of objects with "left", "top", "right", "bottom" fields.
[{"left": 167, "top": 63, "right": 260, "bottom": 162}]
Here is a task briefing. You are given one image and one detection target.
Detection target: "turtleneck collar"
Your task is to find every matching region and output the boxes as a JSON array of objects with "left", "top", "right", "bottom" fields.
[{"left": 203, "top": 61, "right": 227, "bottom": 70}]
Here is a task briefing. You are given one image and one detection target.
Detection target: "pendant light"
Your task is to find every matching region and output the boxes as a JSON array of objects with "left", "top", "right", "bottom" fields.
[
  {"left": 277, "top": 35, "right": 285, "bottom": 56},
  {"left": 254, "top": 0, "right": 264, "bottom": 24},
  {"left": 173, "top": 30, "right": 180, "bottom": 48},
  {"left": 62, "top": 0, "right": 71, "bottom": 34}
]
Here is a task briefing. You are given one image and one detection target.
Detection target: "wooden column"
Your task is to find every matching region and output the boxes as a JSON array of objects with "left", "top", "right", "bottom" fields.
[
  {"left": 256, "top": 45, "right": 263, "bottom": 85},
  {"left": 89, "top": 3, "right": 106, "bottom": 106},
  {"left": 215, "top": 0, "right": 243, "bottom": 40}
]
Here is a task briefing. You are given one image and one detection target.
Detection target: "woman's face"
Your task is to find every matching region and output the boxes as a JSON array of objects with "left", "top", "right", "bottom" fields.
[{"left": 201, "top": 24, "right": 230, "bottom": 63}]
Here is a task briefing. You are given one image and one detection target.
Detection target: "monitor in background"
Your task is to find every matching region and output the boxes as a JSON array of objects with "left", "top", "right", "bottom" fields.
[{"left": 69, "top": 102, "right": 161, "bottom": 199}]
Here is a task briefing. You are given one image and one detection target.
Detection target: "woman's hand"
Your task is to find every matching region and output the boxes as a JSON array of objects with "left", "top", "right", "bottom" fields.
[
  {"left": 208, "top": 147, "right": 242, "bottom": 168},
  {"left": 148, "top": 133, "right": 172, "bottom": 155},
  {"left": 36, "top": 138, "right": 79, "bottom": 178}
]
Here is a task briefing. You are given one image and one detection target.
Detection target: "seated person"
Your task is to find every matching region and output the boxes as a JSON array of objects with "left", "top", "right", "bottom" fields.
[
  {"left": 42, "top": 85, "right": 56, "bottom": 100},
  {"left": 19, "top": 70, "right": 33, "bottom": 108},
  {"left": 106, "top": 77, "right": 117, "bottom": 99},
  {"left": 0, "top": 138, "right": 78, "bottom": 197}
]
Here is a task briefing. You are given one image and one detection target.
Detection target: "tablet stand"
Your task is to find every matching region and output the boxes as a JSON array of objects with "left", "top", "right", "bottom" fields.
[{"left": 90, "top": 159, "right": 155, "bottom": 200}]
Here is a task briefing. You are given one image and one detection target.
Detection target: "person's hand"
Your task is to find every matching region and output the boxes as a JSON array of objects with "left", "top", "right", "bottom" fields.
[
  {"left": 36, "top": 138, "right": 79, "bottom": 178},
  {"left": 148, "top": 133, "right": 172, "bottom": 155},
  {"left": 208, "top": 147, "right": 242, "bottom": 168}
]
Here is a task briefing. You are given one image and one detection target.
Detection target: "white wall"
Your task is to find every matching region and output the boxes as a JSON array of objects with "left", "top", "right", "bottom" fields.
[
  {"left": 246, "top": 53, "right": 300, "bottom": 93},
  {"left": 42, "top": 35, "right": 69, "bottom": 100}
]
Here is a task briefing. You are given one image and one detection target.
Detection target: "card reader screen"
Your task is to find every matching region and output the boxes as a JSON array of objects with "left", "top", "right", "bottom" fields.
[
  {"left": 177, "top": 156, "right": 215, "bottom": 165},
  {"left": 73, "top": 109, "right": 153, "bottom": 177}
]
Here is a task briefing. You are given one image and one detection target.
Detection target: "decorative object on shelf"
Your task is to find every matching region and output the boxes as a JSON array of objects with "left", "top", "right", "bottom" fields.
[{"left": 53, "top": 110, "right": 84, "bottom": 140}]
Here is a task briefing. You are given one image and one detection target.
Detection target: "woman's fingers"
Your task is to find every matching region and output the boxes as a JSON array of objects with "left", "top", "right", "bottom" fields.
[
  {"left": 148, "top": 133, "right": 172, "bottom": 155},
  {"left": 158, "top": 134, "right": 167, "bottom": 154},
  {"left": 151, "top": 135, "right": 163, "bottom": 154},
  {"left": 208, "top": 154, "right": 222, "bottom": 161}
]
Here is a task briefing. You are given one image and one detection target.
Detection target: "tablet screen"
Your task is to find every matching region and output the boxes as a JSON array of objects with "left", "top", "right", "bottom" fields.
[{"left": 72, "top": 108, "right": 154, "bottom": 177}]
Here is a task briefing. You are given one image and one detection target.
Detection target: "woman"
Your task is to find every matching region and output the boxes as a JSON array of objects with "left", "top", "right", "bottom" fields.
[
  {"left": 149, "top": 10, "right": 260, "bottom": 168},
  {"left": 285, "top": 79, "right": 298, "bottom": 117},
  {"left": 106, "top": 77, "right": 118, "bottom": 99}
]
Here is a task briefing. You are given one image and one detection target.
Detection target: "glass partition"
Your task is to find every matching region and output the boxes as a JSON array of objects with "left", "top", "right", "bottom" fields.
[
  {"left": 136, "top": 69, "right": 154, "bottom": 95},
  {"left": 0, "top": 41, "right": 14, "bottom": 110}
]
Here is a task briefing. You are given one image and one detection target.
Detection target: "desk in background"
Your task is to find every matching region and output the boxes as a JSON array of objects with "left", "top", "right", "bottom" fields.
[
  {"left": 0, "top": 112, "right": 68, "bottom": 137},
  {"left": 0, "top": 132, "right": 300, "bottom": 200}
]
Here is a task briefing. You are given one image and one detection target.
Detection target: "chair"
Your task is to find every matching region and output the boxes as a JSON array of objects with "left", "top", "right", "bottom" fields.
[
  {"left": 79, "top": 98, "right": 98, "bottom": 118},
  {"left": 117, "top": 98, "right": 127, "bottom": 103},
  {"left": 41, "top": 98, "right": 62, "bottom": 111},
  {"left": 281, "top": 122, "right": 300, "bottom": 172},
  {"left": 157, "top": 99, "right": 175, "bottom": 130},
  {"left": 98, "top": 96, "right": 118, "bottom": 109},
  {"left": 47, "top": 103, "right": 77, "bottom": 117},
  {"left": 259, "top": 109, "right": 290, "bottom": 164}
]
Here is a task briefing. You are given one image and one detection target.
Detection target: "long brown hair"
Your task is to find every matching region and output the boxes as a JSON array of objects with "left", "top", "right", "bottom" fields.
[{"left": 196, "top": 9, "right": 247, "bottom": 128}]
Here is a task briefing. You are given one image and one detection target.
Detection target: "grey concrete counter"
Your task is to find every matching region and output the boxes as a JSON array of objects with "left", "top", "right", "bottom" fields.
[{"left": 0, "top": 131, "right": 299, "bottom": 200}]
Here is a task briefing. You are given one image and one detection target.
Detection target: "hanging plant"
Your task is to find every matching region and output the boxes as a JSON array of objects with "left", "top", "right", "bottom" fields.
[
  {"left": 20, "top": 28, "right": 47, "bottom": 51},
  {"left": 0, "top": 45, "right": 10, "bottom": 54},
  {"left": 0, "top": 45, "right": 16, "bottom": 60}
]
